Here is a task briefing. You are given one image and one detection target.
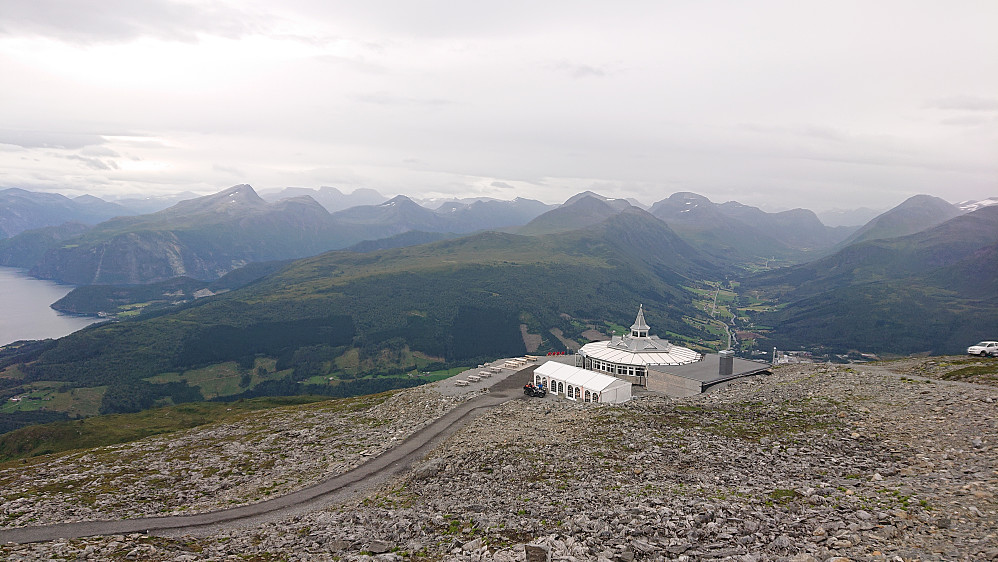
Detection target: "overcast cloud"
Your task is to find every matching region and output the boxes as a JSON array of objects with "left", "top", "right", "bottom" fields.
[{"left": 0, "top": 0, "right": 995, "bottom": 212}]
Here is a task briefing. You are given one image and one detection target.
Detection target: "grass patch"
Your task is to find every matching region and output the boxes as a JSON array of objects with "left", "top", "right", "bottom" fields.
[
  {"left": 767, "top": 489, "right": 802, "bottom": 505},
  {"left": 419, "top": 366, "right": 473, "bottom": 382},
  {"left": 649, "top": 399, "right": 840, "bottom": 442},
  {"left": 940, "top": 363, "right": 998, "bottom": 383}
]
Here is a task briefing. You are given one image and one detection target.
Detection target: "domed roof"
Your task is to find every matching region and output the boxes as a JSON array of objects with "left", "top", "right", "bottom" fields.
[{"left": 580, "top": 305, "right": 701, "bottom": 366}]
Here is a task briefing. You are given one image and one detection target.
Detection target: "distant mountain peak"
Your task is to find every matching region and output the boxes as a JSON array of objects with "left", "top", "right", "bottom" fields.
[
  {"left": 898, "top": 194, "right": 953, "bottom": 208},
  {"left": 563, "top": 190, "right": 607, "bottom": 203},
  {"left": 380, "top": 195, "right": 419, "bottom": 207},
  {"left": 518, "top": 195, "right": 623, "bottom": 235},
  {"left": 670, "top": 191, "right": 712, "bottom": 203},
  {"left": 839, "top": 194, "right": 961, "bottom": 247},
  {"left": 563, "top": 191, "right": 634, "bottom": 212},
  {"left": 220, "top": 184, "right": 261, "bottom": 200}
]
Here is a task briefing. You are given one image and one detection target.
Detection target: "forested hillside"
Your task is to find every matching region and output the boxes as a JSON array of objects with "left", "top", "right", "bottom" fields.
[{"left": 740, "top": 206, "right": 998, "bottom": 355}]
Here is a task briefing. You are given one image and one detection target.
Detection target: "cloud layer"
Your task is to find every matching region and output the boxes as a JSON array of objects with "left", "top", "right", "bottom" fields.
[{"left": 0, "top": 0, "right": 995, "bottom": 211}]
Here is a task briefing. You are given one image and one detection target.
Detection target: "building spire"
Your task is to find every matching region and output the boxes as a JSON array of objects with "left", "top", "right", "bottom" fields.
[{"left": 630, "top": 304, "right": 650, "bottom": 337}]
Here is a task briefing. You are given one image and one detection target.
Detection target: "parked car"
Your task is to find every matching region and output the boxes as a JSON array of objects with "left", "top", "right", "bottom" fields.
[{"left": 967, "top": 341, "right": 998, "bottom": 357}]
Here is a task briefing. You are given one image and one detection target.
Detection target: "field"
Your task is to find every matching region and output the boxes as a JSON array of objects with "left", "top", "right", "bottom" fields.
[
  {"left": 1, "top": 383, "right": 106, "bottom": 418},
  {"left": 145, "top": 358, "right": 286, "bottom": 400}
]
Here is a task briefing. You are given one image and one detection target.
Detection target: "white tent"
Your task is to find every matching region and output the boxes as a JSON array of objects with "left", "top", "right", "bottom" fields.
[{"left": 534, "top": 361, "right": 631, "bottom": 404}]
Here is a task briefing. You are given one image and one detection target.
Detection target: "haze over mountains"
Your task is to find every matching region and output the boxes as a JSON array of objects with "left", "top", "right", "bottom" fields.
[
  {"left": 0, "top": 188, "right": 132, "bottom": 239},
  {"left": 0, "top": 186, "right": 553, "bottom": 284},
  {"left": 0, "top": 184, "right": 994, "bottom": 289}
]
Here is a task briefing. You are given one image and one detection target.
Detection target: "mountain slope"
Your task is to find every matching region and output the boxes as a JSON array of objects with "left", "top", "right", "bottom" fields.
[
  {"left": 744, "top": 206, "right": 998, "bottom": 355},
  {"left": 743, "top": 205, "right": 998, "bottom": 299},
  {"left": 27, "top": 185, "right": 349, "bottom": 284},
  {"left": 838, "top": 194, "right": 961, "bottom": 247},
  {"left": 0, "top": 188, "right": 131, "bottom": 238},
  {"left": 0, "top": 222, "right": 92, "bottom": 268}
]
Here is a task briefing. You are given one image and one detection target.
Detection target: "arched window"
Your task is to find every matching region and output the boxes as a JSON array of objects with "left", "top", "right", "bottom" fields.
[
  {"left": 557, "top": 381, "right": 564, "bottom": 394},
  {"left": 585, "top": 390, "right": 591, "bottom": 402},
  {"left": 574, "top": 387, "right": 581, "bottom": 399},
  {"left": 567, "top": 385, "right": 574, "bottom": 399}
]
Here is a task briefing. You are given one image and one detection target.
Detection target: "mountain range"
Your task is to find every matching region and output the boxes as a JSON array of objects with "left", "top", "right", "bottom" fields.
[
  {"left": 10, "top": 186, "right": 343, "bottom": 285},
  {"left": 0, "top": 188, "right": 132, "bottom": 239},
  {"left": 0, "top": 185, "right": 996, "bottom": 432},
  {"left": 647, "top": 192, "right": 854, "bottom": 266},
  {"left": 0, "top": 186, "right": 553, "bottom": 284},
  {"left": 4, "top": 185, "right": 991, "bottom": 285},
  {"left": 258, "top": 186, "right": 387, "bottom": 212}
]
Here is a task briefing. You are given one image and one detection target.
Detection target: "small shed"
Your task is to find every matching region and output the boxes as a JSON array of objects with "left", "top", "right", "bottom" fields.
[{"left": 533, "top": 362, "right": 631, "bottom": 404}]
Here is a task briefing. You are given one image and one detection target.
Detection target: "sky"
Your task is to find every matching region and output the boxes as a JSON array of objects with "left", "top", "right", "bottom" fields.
[{"left": 0, "top": 1, "right": 996, "bottom": 212}]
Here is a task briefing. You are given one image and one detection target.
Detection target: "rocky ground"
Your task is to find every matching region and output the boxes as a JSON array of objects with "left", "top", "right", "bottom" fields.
[
  {"left": 2, "top": 357, "right": 997, "bottom": 561},
  {"left": 0, "top": 387, "right": 472, "bottom": 527}
]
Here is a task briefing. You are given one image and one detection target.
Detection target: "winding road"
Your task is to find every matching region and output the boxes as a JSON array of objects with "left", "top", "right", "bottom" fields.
[{"left": 0, "top": 368, "right": 535, "bottom": 545}]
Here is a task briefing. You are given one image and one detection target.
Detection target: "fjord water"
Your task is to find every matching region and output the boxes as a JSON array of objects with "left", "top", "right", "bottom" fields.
[{"left": 0, "top": 267, "right": 98, "bottom": 346}]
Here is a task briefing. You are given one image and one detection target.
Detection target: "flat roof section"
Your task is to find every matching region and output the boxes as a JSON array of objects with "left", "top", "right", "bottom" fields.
[{"left": 648, "top": 353, "right": 770, "bottom": 387}]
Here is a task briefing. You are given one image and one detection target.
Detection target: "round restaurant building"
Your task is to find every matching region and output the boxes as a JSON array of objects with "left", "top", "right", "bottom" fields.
[{"left": 578, "top": 305, "right": 701, "bottom": 386}]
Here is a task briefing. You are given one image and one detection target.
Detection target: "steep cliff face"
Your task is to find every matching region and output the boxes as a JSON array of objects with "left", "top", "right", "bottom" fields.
[{"left": 32, "top": 230, "right": 233, "bottom": 284}]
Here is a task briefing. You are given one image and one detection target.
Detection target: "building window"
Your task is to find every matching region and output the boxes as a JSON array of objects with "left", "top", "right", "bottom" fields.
[
  {"left": 574, "top": 387, "right": 581, "bottom": 399},
  {"left": 557, "top": 381, "right": 564, "bottom": 394},
  {"left": 567, "top": 384, "right": 574, "bottom": 399},
  {"left": 585, "top": 390, "right": 591, "bottom": 402}
]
